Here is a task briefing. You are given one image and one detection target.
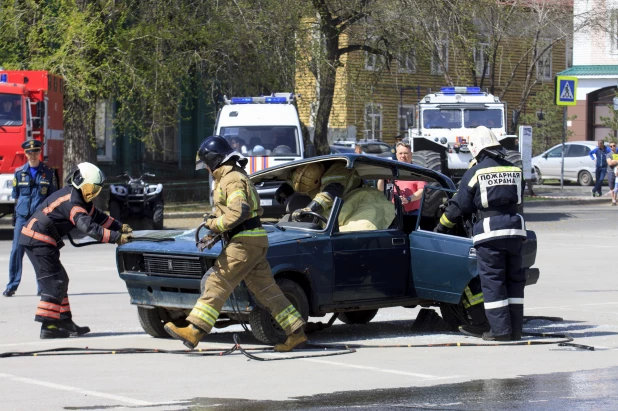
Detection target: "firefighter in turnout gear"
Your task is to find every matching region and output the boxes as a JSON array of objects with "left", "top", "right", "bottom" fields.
[
  {"left": 435, "top": 126, "right": 526, "bottom": 342},
  {"left": 164, "top": 136, "right": 307, "bottom": 351},
  {"left": 20, "top": 162, "right": 133, "bottom": 339}
]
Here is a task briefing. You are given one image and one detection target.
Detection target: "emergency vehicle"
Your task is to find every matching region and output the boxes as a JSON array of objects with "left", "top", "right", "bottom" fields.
[
  {"left": 0, "top": 70, "right": 64, "bottom": 217},
  {"left": 406, "top": 86, "right": 521, "bottom": 179},
  {"left": 213, "top": 92, "right": 313, "bottom": 215}
]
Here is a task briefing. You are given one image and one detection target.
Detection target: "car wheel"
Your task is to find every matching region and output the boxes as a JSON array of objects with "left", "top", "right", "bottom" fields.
[
  {"left": 339, "top": 309, "right": 379, "bottom": 325},
  {"left": 109, "top": 200, "right": 122, "bottom": 221},
  {"left": 578, "top": 170, "right": 593, "bottom": 186},
  {"left": 249, "top": 278, "right": 309, "bottom": 344},
  {"left": 411, "top": 150, "right": 444, "bottom": 219},
  {"left": 152, "top": 201, "right": 164, "bottom": 230},
  {"left": 534, "top": 167, "right": 544, "bottom": 185},
  {"left": 137, "top": 307, "right": 189, "bottom": 338},
  {"left": 439, "top": 302, "right": 473, "bottom": 330}
]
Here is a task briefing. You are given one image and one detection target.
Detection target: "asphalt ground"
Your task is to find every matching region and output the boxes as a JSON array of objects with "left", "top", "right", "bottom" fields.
[{"left": 0, "top": 202, "right": 617, "bottom": 410}]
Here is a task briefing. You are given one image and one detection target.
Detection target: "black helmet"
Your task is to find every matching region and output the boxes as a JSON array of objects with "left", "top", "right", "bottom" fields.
[{"left": 196, "top": 135, "right": 247, "bottom": 171}]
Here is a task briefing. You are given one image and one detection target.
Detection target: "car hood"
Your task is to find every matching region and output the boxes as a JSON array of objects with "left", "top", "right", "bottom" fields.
[{"left": 117, "top": 225, "right": 314, "bottom": 257}]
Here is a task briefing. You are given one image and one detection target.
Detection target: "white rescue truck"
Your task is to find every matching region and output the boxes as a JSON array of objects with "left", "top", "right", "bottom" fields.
[
  {"left": 213, "top": 92, "right": 314, "bottom": 216},
  {"left": 406, "top": 86, "right": 522, "bottom": 180}
]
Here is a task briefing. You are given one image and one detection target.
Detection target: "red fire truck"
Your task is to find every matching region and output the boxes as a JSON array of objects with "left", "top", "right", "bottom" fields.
[{"left": 0, "top": 70, "right": 64, "bottom": 217}]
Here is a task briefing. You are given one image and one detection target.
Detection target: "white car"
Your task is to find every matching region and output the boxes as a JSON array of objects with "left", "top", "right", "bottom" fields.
[{"left": 531, "top": 141, "right": 598, "bottom": 186}]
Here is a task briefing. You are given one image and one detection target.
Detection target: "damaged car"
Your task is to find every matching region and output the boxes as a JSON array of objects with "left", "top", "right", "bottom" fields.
[{"left": 116, "top": 154, "right": 539, "bottom": 344}]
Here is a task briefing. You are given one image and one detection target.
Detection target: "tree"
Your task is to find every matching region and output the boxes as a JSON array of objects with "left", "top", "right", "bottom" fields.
[{"left": 520, "top": 84, "right": 575, "bottom": 155}]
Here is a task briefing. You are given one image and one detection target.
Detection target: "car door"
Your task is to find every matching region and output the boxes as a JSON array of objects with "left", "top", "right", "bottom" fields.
[
  {"left": 565, "top": 144, "right": 592, "bottom": 181},
  {"left": 539, "top": 146, "right": 564, "bottom": 180},
  {"left": 408, "top": 187, "right": 477, "bottom": 304}
]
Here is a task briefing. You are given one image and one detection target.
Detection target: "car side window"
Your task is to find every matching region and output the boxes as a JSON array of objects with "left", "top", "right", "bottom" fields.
[
  {"left": 379, "top": 144, "right": 392, "bottom": 153},
  {"left": 566, "top": 144, "right": 589, "bottom": 158},
  {"left": 546, "top": 147, "right": 563, "bottom": 158}
]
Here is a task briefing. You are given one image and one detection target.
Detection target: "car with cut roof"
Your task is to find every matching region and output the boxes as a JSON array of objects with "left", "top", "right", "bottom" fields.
[{"left": 116, "top": 154, "right": 539, "bottom": 344}]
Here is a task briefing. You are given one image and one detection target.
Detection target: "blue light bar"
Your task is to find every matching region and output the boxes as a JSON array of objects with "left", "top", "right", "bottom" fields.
[
  {"left": 0, "top": 74, "right": 7, "bottom": 83},
  {"left": 231, "top": 97, "right": 253, "bottom": 104},
  {"left": 265, "top": 97, "right": 287, "bottom": 103},
  {"left": 440, "top": 86, "right": 482, "bottom": 94}
]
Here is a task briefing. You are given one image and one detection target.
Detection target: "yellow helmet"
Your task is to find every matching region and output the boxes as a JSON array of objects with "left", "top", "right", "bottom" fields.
[{"left": 291, "top": 163, "right": 325, "bottom": 193}]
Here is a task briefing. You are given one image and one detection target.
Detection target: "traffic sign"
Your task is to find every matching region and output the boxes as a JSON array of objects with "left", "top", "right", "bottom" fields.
[{"left": 555, "top": 76, "right": 578, "bottom": 106}]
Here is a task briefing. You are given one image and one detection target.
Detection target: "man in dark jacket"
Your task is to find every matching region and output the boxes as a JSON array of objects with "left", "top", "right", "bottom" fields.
[
  {"left": 4, "top": 140, "right": 57, "bottom": 297},
  {"left": 436, "top": 126, "right": 526, "bottom": 341},
  {"left": 20, "top": 162, "right": 133, "bottom": 339}
]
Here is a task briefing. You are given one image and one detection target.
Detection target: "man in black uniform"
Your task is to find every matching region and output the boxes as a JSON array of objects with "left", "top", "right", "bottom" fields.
[
  {"left": 20, "top": 162, "right": 133, "bottom": 339},
  {"left": 435, "top": 126, "right": 526, "bottom": 341}
]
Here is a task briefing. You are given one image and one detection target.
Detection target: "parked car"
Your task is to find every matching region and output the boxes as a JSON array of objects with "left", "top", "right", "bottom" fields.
[
  {"left": 116, "top": 154, "right": 539, "bottom": 344},
  {"left": 330, "top": 145, "right": 356, "bottom": 154},
  {"left": 532, "top": 142, "right": 598, "bottom": 186}
]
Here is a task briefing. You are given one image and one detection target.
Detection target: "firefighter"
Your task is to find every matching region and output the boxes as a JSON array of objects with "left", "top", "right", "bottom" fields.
[
  {"left": 435, "top": 126, "right": 526, "bottom": 341},
  {"left": 4, "top": 140, "right": 57, "bottom": 297},
  {"left": 164, "top": 136, "right": 307, "bottom": 352},
  {"left": 275, "top": 162, "right": 361, "bottom": 221},
  {"left": 20, "top": 162, "right": 133, "bottom": 339}
]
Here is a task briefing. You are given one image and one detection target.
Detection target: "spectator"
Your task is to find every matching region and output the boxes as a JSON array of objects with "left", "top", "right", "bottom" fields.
[
  {"left": 607, "top": 142, "right": 618, "bottom": 206},
  {"left": 590, "top": 140, "right": 610, "bottom": 197},
  {"left": 229, "top": 137, "right": 247, "bottom": 154},
  {"left": 377, "top": 142, "right": 426, "bottom": 215},
  {"left": 355, "top": 144, "right": 363, "bottom": 154}
]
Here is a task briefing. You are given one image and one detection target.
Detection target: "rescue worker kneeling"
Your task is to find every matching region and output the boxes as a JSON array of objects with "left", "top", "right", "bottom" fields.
[
  {"left": 435, "top": 126, "right": 526, "bottom": 342},
  {"left": 20, "top": 163, "right": 133, "bottom": 339},
  {"left": 164, "top": 136, "right": 307, "bottom": 352}
]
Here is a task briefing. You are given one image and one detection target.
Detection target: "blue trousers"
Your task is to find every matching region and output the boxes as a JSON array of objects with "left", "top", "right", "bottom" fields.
[
  {"left": 6, "top": 216, "right": 26, "bottom": 292},
  {"left": 594, "top": 167, "right": 607, "bottom": 195}
]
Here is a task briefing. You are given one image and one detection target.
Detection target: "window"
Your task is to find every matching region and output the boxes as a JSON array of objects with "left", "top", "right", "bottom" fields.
[
  {"left": 219, "top": 126, "right": 300, "bottom": 157},
  {"left": 423, "top": 109, "right": 461, "bottom": 129},
  {"left": 95, "top": 99, "right": 114, "bottom": 162},
  {"left": 364, "top": 103, "right": 382, "bottom": 140},
  {"left": 398, "top": 105, "right": 415, "bottom": 133},
  {"left": 536, "top": 41, "right": 552, "bottom": 81},
  {"left": 144, "top": 119, "right": 179, "bottom": 164},
  {"left": 566, "top": 144, "right": 590, "bottom": 158},
  {"left": 365, "top": 52, "right": 385, "bottom": 71},
  {"left": 546, "top": 147, "right": 563, "bottom": 158},
  {"left": 463, "top": 109, "right": 503, "bottom": 128},
  {"left": 398, "top": 49, "right": 416, "bottom": 73},
  {"left": 565, "top": 39, "right": 573, "bottom": 68},
  {"left": 431, "top": 41, "right": 448, "bottom": 75},
  {"left": 474, "top": 43, "right": 490, "bottom": 77}
]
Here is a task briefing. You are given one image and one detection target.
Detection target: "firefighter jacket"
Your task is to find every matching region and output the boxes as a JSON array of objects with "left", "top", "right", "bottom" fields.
[
  {"left": 439, "top": 154, "right": 526, "bottom": 245},
  {"left": 206, "top": 163, "right": 268, "bottom": 247},
  {"left": 312, "top": 163, "right": 362, "bottom": 211},
  {"left": 12, "top": 163, "right": 58, "bottom": 219},
  {"left": 19, "top": 186, "right": 122, "bottom": 248}
]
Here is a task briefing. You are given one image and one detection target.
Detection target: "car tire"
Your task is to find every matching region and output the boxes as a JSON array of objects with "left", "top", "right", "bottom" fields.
[
  {"left": 439, "top": 302, "right": 473, "bottom": 330},
  {"left": 249, "top": 278, "right": 309, "bottom": 345},
  {"left": 137, "top": 307, "right": 189, "bottom": 338},
  {"left": 152, "top": 201, "right": 164, "bottom": 230},
  {"left": 578, "top": 170, "right": 593, "bottom": 186},
  {"left": 411, "top": 150, "right": 445, "bottom": 220},
  {"left": 339, "top": 309, "right": 379, "bottom": 325},
  {"left": 109, "top": 200, "right": 122, "bottom": 221}
]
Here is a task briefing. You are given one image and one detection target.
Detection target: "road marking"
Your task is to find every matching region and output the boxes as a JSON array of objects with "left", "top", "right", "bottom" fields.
[
  {"left": 0, "top": 333, "right": 150, "bottom": 348},
  {"left": 299, "top": 358, "right": 463, "bottom": 380},
  {"left": 0, "top": 372, "right": 153, "bottom": 406}
]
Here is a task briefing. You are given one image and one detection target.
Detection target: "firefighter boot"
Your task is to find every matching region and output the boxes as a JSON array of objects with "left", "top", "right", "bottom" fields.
[
  {"left": 60, "top": 320, "right": 91, "bottom": 336},
  {"left": 164, "top": 323, "right": 205, "bottom": 350},
  {"left": 459, "top": 324, "right": 491, "bottom": 338},
  {"left": 40, "top": 323, "right": 71, "bottom": 339},
  {"left": 274, "top": 328, "right": 307, "bottom": 352}
]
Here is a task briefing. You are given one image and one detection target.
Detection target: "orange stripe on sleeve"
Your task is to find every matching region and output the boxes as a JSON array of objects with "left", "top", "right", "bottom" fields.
[
  {"left": 102, "top": 216, "right": 115, "bottom": 228},
  {"left": 70, "top": 206, "right": 88, "bottom": 225}
]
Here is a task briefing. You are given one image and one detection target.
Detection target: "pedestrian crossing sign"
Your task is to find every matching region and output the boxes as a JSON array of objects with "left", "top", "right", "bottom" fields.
[{"left": 555, "top": 76, "right": 578, "bottom": 106}]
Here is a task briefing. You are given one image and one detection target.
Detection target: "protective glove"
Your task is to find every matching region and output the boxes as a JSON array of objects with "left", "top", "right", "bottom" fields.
[
  {"left": 291, "top": 207, "right": 311, "bottom": 222},
  {"left": 274, "top": 183, "right": 294, "bottom": 205},
  {"left": 121, "top": 224, "right": 133, "bottom": 234},
  {"left": 116, "top": 234, "right": 134, "bottom": 245},
  {"left": 433, "top": 223, "right": 448, "bottom": 234}
]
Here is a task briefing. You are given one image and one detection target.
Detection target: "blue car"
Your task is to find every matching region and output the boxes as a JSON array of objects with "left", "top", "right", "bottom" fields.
[{"left": 116, "top": 154, "right": 539, "bottom": 344}]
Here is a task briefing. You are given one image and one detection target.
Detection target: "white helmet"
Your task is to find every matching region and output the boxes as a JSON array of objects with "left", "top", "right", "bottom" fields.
[
  {"left": 468, "top": 126, "right": 504, "bottom": 159},
  {"left": 70, "top": 162, "right": 106, "bottom": 202}
]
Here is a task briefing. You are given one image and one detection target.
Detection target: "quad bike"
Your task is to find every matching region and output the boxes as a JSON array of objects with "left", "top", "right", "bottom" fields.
[{"left": 108, "top": 172, "right": 164, "bottom": 230}]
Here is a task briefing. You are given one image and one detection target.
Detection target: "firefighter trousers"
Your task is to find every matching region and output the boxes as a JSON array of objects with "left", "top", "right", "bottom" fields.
[
  {"left": 187, "top": 241, "right": 305, "bottom": 335},
  {"left": 24, "top": 246, "right": 72, "bottom": 323},
  {"left": 476, "top": 238, "right": 525, "bottom": 337}
]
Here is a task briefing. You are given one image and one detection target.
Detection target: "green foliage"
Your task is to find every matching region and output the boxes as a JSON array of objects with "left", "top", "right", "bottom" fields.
[{"left": 520, "top": 84, "right": 576, "bottom": 156}]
